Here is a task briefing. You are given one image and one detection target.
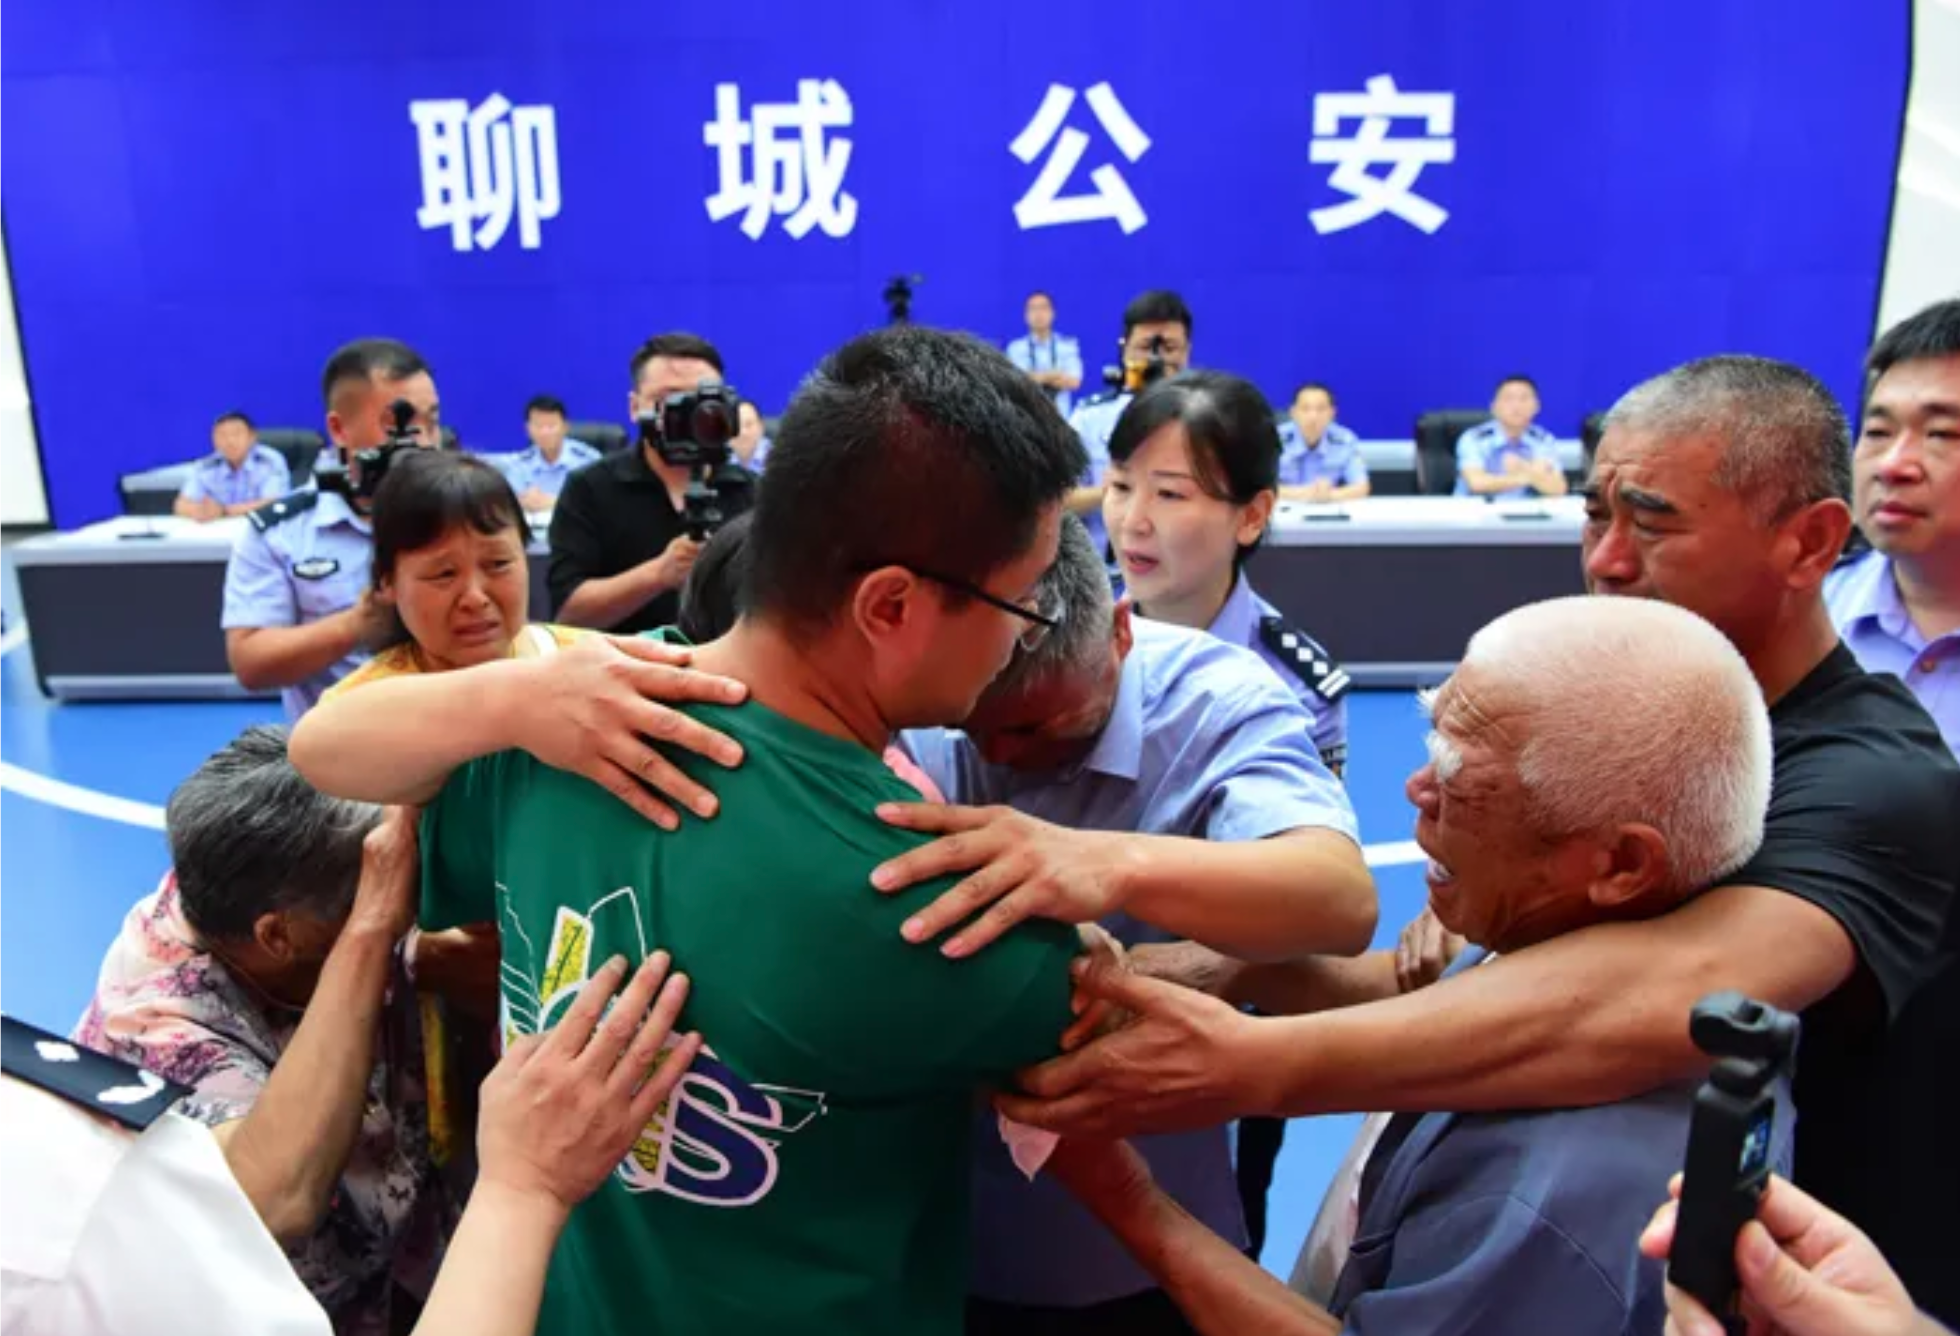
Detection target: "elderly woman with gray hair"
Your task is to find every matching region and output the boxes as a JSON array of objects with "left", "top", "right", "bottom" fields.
[{"left": 75, "top": 725, "right": 462, "bottom": 1336}]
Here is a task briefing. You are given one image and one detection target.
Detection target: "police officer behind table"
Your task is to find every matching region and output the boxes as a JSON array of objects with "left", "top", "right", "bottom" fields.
[
  {"left": 1453, "top": 375, "right": 1568, "bottom": 500},
  {"left": 1069, "top": 290, "right": 1195, "bottom": 562},
  {"left": 173, "top": 411, "right": 292, "bottom": 522},
  {"left": 504, "top": 394, "right": 601, "bottom": 514},
  {"left": 1007, "top": 290, "right": 1085, "bottom": 420},
  {"left": 222, "top": 339, "right": 441, "bottom": 720},
  {"left": 1, "top": 953, "right": 702, "bottom": 1336},
  {"left": 1277, "top": 383, "right": 1370, "bottom": 503},
  {"left": 548, "top": 332, "right": 749, "bottom": 634}
]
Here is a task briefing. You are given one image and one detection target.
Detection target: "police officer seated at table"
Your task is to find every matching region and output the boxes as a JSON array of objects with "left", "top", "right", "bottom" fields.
[
  {"left": 733, "top": 397, "right": 773, "bottom": 472},
  {"left": 174, "top": 411, "right": 291, "bottom": 522},
  {"left": 1453, "top": 375, "right": 1567, "bottom": 500},
  {"left": 223, "top": 338, "right": 442, "bottom": 719},
  {"left": 1008, "top": 290, "right": 1085, "bottom": 421},
  {"left": 502, "top": 394, "right": 600, "bottom": 513},
  {"left": 1070, "top": 291, "right": 1195, "bottom": 561},
  {"left": 1277, "top": 383, "right": 1369, "bottom": 503},
  {"left": 547, "top": 332, "right": 752, "bottom": 635}
]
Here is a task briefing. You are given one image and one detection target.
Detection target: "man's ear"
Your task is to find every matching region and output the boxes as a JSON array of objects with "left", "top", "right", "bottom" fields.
[
  {"left": 851, "top": 566, "right": 925, "bottom": 646},
  {"left": 1588, "top": 824, "right": 1672, "bottom": 913},
  {"left": 1781, "top": 498, "right": 1854, "bottom": 591},
  {"left": 325, "top": 410, "right": 348, "bottom": 452},
  {"left": 1111, "top": 598, "right": 1136, "bottom": 662},
  {"left": 252, "top": 911, "right": 295, "bottom": 965}
]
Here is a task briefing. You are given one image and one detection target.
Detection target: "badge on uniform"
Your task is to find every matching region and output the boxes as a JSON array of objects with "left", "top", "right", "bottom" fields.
[
  {"left": 1258, "top": 615, "right": 1353, "bottom": 703},
  {"left": 0, "top": 1014, "right": 188, "bottom": 1131},
  {"left": 292, "top": 557, "right": 341, "bottom": 581}
]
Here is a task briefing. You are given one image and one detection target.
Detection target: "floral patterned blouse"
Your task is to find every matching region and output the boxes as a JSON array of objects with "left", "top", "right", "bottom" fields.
[{"left": 73, "top": 873, "right": 451, "bottom": 1336}]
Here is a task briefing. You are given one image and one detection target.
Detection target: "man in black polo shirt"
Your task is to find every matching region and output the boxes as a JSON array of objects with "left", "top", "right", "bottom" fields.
[{"left": 548, "top": 333, "right": 749, "bottom": 634}]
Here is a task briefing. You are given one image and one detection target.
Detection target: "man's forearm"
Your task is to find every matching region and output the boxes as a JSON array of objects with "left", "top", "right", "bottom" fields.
[
  {"left": 1120, "top": 829, "right": 1376, "bottom": 961},
  {"left": 1328, "top": 481, "right": 1371, "bottom": 502},
  {"left": 1230, "top": 950, "right": 1399, "bottom": 1016},
  {"left": 1083, "top": 1181, "right": 1342, "bottom": 1336},
  {"left": 1459, "top": 470, "right": 1517, "bottom": 497},
  {"left": 217, "top": 925, "right": 394, "bottom": 1245},
  {"left": 1535, "top": 470, "right": 1570, "bottom": 497},
  {"left": 555, "top": 562, "right": 671, "bottom": 630},
  {"left": 227, "top": 613, "right": 364, "bottom": 691},
  {"left": 289, "top": 658, "right": 535, "bottom": 803}
]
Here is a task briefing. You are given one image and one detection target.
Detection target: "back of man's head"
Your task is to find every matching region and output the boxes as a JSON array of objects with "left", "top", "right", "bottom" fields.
[
  {"left": 1463, "top": 596, "right": 1772, "bottom": 898},
  {"left": 1605, "top": 355, "right": 1851, "bottom": 520},
  {"left": 743, "top": 326, "right": 1088, "bottom": 629}
]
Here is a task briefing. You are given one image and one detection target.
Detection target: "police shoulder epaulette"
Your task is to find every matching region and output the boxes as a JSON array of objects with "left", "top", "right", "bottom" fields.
[
  {"left": 0, "top": 1014, "right": 188, "bottom": 1132},
  {"left": 1078, "top": 388, "right": 1123, "bottom": 410},
  {"left": 247, "top": 488, "right": 320, "bottom": 533},
  {"left": 1258, "top": 615, "right": 1352, "bottom": 703}
]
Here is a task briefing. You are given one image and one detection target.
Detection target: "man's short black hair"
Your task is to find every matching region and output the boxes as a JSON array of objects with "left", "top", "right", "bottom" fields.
[
  {"left": 1122, "top": 291, "right": 1193, "bottom": 340},
  {"left": 321, "top": 339, "right": 430, "bottom": 409},
  {"left": 629, "top": 333, "right": 726, "bottom": 387},
  {"left": 525, "top": 394, "right": 567, "bottom": 419},
  {"left": 1868, "top": 299, "right": 1960, "bottom": 383},
  {"left": 1497, "top": 374, "right": 1540, "bottom": 396},
  {"left": 214, "top": 410, "right": 255, "bottom": 432},
  {"left": 679, "top": 512, "right": 753, "bottom": 643},
  {"left": 744, "top": 326, "right": 1088, "bottom": 629},
  {"left": 1292, "top": 382, "right": 1335, "bottom": 406}
]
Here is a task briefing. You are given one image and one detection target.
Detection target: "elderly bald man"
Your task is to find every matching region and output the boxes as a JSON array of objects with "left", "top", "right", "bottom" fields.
[{"left": 1044, "top": 595, "right": 1776, "bottom": 1336}]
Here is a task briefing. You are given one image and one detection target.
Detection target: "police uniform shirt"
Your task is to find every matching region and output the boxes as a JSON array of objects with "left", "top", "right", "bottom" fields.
[
  {"left": 220, "top": 488, "right": 373, "bottom": 720},
  {"left": 177, "top": 443, "right": 292, "bottom": 510},
  {"left": 1205, "top": 568, "right": 1350, "bottom": 775},
  {"left": 1278, "top": 420, "right": 1367, "bottom": 491},
  {"left": 1068, "top": 389, "right": 1131, "bottom": 560},
  {"left": 1452, "top": 421, "right": 1562, "bottom": 500},
  {"left": 0, "top": 1016, "right": 330, "bottom": 1336},
  {"left": 1007, "top": 332, "right": 1084, "bottom": 420},
  {"left": 500, "top": 438, "right": 602, "bottom": 506}
]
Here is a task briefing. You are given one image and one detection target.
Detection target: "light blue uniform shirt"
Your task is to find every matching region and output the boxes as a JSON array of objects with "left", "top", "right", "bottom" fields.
[
  {"left": 178, "top": 444, "right": 291, "bottom": 509},
  {"left": 904, "top": 617, "right": 1358, "bottom": 1308},
  {"left": 220, "top": 489, "right": 373, "bottom": 720},
  {"left": 1068, "top": 390, "right": 1132, "bottom": 562},
  {"left": 1202, "top": 569, "right": 1351, "bottom": 774},
  {"left": 1452, "top": 421, "right": 1562, "bottom": 500},
  {"left": 1826, "top": 549, "right": 1959, "bottom": 756},
  {"left": 1007, "top": 333, "right": 1085, "bottom": 420},
  {"left": 745, "top": 435, "right": 775, "bottom": 472},
  {"left": 1278, "top": 421, "right": 1366, "bottom": 490},
  {"left": 498, "top": 439, "right": 601, "bottom": 503}
]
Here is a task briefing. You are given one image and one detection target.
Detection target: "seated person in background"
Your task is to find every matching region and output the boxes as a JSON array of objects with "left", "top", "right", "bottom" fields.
[
  {"left": 1045, "top": 594, "right": 1777, "bottom": 1336},
  {"left": 1278, "top": 384, "right": 1368, "bottom": 503},
  {"left": 548, "top": 332, "right": 743, "bottom": 634},
  {"left": 732, "top": 398, "right": 773, "bottom": 471},
  {"left": 1454, "top": 375, "right": 1566, "bottom": 499},
  {"left": 502, "top": 395, "right": 600, "bottom": 513},
  {"left": 175, "top": 411, "right": 291, "bottom": 521},
  {"left": 1008, "top": 290, "right": 1085, "bottom": 421},
  {"left": 288, "top": 326, "right": 1098, "bottom": 1335},
  {"left": 73, "top": 726, "right": 479, "bottom": 1335}
]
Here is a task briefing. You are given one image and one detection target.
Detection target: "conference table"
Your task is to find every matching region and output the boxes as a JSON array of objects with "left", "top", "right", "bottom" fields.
[{"left": 13, "top": 497, "right": 1584, "bottom": 700}]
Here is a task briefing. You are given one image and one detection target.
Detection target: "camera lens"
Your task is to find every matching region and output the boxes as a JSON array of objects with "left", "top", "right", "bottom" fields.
[{"left": 693, "top": 400, "right": 736, "bottom": 448}]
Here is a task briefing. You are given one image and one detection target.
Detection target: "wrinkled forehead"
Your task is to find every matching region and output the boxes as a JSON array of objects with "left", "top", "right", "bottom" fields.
[
  {"left": 1425, "top": 665, "right": 1529, "bottom": 750},
  {"left": 1590, "top": 428, "right": 1726, "bottom": 501}
]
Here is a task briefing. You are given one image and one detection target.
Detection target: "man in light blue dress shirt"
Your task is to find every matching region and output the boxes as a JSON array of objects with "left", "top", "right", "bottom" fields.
[
  {"left": 1453, "top": 376, "right": 1566, "bottom": 500},
  {"left": 1007, "top": 291, "right": 1084, "bottom": 421},
  {"left": 881, "top": 517, "right": 1373, "bottom": 1336},
  {"left": 174, "top": 412, "right": 292, "bottom": 521},
  {"left": 1826, "top": 299, "right": 1960, "bottom": 755},
  {"left": 1277, "top": 384, "right": 1368, "bottom": 502},
  {"left": 222, "top": 338, "right": 441, "bottom": 718},
  {"left": 1069, "top": 291, "right": 1195, "bottom": 563},
  {"left": 501, "top": 394, "right": 601, "bottom": 511}
]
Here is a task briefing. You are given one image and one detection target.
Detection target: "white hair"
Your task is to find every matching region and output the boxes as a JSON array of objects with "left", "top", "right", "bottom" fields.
[{"left": 1459, "top": 596, "right": 1773, "bottom": 895}]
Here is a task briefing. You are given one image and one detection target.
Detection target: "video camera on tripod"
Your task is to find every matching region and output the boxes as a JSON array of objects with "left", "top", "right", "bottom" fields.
[
  {"left": 1101, "top": 332, "right": 1171, "bottom": 395},
  {"left": 639, "top": 380, "right": 746, "bottom": 541}
]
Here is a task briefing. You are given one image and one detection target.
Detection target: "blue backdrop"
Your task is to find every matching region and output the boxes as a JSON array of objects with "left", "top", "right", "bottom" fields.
[{"left": 4, "top": 0, "right": 1911, "bottom": 527}]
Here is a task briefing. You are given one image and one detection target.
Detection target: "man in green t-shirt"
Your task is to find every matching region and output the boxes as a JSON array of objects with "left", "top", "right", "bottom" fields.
[{"left": 291, "top": 326, "right": 1093, "bottom": 1335}]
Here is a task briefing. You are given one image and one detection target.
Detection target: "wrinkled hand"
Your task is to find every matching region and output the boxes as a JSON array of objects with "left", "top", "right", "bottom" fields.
[
  {"left": 1640, "top": 1174, "right": 1925, "bottom": 1336},
  {"left": 997, "top": 957, "right": 1268, "bottom": 1139},
  {"left": 411, "top": 922, "right": 503, "bottom": 1019},
  {"left": 1126, "top": 940, "right": 1241, "bottom": 1000},
  {"left": 872, "top": 803, "right": 1130, "bottom": 958},
  {"left": 1045, "top": 1137, "right": 1156, "bottom": 1218},
  {"left": 347, "top": 806, "right": 422, "bottom": 941},
  {"left": 652, "top": 535, "right": 705, "bottom": 591},
  {"left": 477, "top": 952, "right": 701, "bottom": 1214},
  {"left": 1394, "top": 906, "right": 1466, "bottom": 994},
  {"left": 509, "top": 633, "right": 747, "bottom": 831},
  {"left": 349, "top": 588, "right": 395, "bottom": 650},
  {"left": 1061, "top": 924, "right": 1129, "bottom": 1051}
]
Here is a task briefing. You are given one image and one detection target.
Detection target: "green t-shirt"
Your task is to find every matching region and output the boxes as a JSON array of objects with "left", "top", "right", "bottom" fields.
[{"left": 420, "top": 698, "right": 1078, "bottom": 1336}]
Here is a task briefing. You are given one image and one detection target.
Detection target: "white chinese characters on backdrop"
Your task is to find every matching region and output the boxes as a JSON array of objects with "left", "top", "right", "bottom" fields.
[
  {"left": 1309, "top": 75, "right": 1457, "bottom": 235},
  {"left": 411, "top": 95, "right": 562, "bottom": 251},
  {"left": 704, "top": 80, "right": 860, "bottom": 240},
  {"left": 1010, "top": 83, "right": 1153, "bottom": 234}
]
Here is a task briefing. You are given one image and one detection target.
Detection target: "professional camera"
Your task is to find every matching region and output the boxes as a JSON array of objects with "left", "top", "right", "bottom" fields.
[
  {"left": 640, "top": 380, "right": 747, "bottom": 541},
  {"left": 1100, "top": 332, "right": 1170, "bottom": 394},
  {"left": 883, "top": 274, "right": 922, "bottom": 325},
  {"left": 1669, "top": 991, "right": 1800, "bottom": 1335},
  {"left": 348, "top": 399, "right": 421, "bottom": 503}
]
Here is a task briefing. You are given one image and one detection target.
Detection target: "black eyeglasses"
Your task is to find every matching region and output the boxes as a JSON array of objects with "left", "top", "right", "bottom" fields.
[{"left": 911, "top": 567, "right": 1065, "bottom": 652}]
